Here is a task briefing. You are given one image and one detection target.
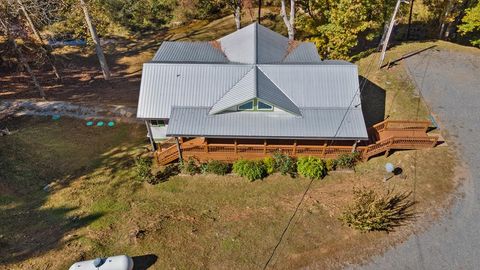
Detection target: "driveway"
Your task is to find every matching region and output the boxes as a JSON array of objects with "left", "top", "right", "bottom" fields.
[{"left": 353, "top": 47, "right": 480, "bottom": 269}]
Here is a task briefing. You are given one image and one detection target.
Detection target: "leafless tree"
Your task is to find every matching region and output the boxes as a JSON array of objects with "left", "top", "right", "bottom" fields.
[
  {"left": 0, "top": 15, "right": 46, "bottom": 98},
  {"left": 280, "top": 0, "right": 295, "bottom": 40},
  {"left": 79, "top": 0, "right": 111, "bottom": 80}
]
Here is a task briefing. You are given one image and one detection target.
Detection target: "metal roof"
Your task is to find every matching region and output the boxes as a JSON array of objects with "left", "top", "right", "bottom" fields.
[
  {"left": 167, "top": 107, "right": 368, "bottom": 139},
  {"left": 152, "top": 41, "right": 228, "bottom": 63},
  {"left": 137, "top": 64, "right": 252, "bottom": 119},
  {"left": 284, "top": 42, "right": 322, "bottom": 63},
  {"left": 138, "top": 22, "right": 368, "bottom": 140}
]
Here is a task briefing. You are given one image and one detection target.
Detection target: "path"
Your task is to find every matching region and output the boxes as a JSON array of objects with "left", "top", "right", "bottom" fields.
[{"left": 352, "top": 48, "right": 480, "bottom": 269}]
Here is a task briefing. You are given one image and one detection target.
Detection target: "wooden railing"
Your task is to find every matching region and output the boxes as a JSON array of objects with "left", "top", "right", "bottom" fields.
[
  {"left": 373, "top": 120, "right": 430, "bottom": 133},
  {"left": 155, "top": 120, "right": 440, "bottom": 165}
]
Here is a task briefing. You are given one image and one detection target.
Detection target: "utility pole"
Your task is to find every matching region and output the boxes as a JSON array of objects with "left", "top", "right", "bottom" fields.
[
  {"left": 378, "top": 0, "right": 408, "bottom": 68},
  {"left": 79, "top": 0, "right": 111, "bottom": 80},
  {"left": 406, "top": 0, "right": 414, "bottom": 39}
]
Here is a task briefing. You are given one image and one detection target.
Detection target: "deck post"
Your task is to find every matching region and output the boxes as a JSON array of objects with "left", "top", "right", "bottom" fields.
[
  {"left": 204, "top": 138, "right": 209, "bottom": 153},
  {"left": 234, "top": 140, "right": 238, "bottom": 155},
  {"left": 175, "top": 137, "right": 183, "bottom": 163},
  {"left": 293, "top": 140, "right": 297, "bottom": 156},
  {"left": 321, "top": 143, "right": 327, "bottom": 158},
  {"left": 264, "top": 140, "right": 267, "bottom": 155},
  {"left": 145, "top": 120, "right": 157, "bottom": 152},
  {"left": 352, "top": 140, "right": 359, "bottom": 153}
]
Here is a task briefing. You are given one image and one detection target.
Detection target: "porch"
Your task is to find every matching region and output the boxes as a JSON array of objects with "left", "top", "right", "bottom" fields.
[{"left": 155, "top": 120, "right": 440, "bottom": 165}]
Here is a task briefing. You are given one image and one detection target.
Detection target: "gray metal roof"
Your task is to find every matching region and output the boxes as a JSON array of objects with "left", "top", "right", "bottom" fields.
[
  {"left": 138, "top": 22, "right": 368, "bottom": 140},
  {"left": 137, "top": 64, "right": 252, "bottom": 118},
  {"left": 152, "top": 41, "right": 228, "bottom": 63},
  {"left": 167, "top": 107, "right": 368, "bottom": 139},
  {"left": 284, "top": 43, "right": 322, "bottom": 63}
]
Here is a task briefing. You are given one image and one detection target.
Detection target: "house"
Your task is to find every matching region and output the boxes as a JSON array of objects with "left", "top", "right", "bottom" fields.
[{"left": 137, "top": 22, "right": 438, "bottom": 165}]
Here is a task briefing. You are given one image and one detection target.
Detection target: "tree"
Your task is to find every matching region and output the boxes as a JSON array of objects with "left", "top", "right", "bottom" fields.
[
  {"left": 297, "top": 0, "right": 394, "bottom": 60},
  {"left": 228, "top": 0, "right": 242, "bottom": 30},
  {"left": 79, "top": 0, "right": 111, "bottom": 80},
  {"left": 458, "top": 2, "right": 480, "bottom": 46},
  {"left": 280, "top": 0, "right": 295, "bottom": 40}
]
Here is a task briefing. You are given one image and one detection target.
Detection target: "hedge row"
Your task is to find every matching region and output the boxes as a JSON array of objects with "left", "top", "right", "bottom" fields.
[{"left": 135, "top": 151, "right": 361, "bottom": 183}]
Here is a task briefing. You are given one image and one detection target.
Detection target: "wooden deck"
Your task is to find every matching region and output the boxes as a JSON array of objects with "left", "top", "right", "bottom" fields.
[{"left": 156, "top": 120, "right": 439, "bottom": 165}]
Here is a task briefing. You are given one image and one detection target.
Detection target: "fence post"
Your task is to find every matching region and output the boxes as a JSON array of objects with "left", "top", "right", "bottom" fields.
[
  {"left": 321, "top": 143, "right": 327, "bottom": 158},
  {"left": 293, "top": 140, "right": 297, "bottom": 156},
  {"left": 263, "top": 140, "right": 267, "bottom": 155}
]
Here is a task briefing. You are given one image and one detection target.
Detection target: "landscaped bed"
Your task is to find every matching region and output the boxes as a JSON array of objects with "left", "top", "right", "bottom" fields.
[{"left": 0, "top": 116, "right": 458, "bottom": 269}]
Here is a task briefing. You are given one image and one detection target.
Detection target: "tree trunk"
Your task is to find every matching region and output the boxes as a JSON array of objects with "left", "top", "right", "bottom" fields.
[
  {"left": 258, "top": 0, "right": 262, "bottom": 24},
  {"left": 234, "top": 1, "right": 241, "bottom": 30},
  {"left": 17, "top": 0, "right": 62, "bottom": 80},
  {"left": 0, "top": 19, "right": 46, "bottom": 99},
  {"left": 280, "top": 0, "right": 295, "bottom": 40},
  {"left": 79, "top": 0, "right": 111, "bottom": 80}
]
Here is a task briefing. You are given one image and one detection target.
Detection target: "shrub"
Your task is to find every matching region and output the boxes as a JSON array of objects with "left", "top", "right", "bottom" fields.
[
  {"left": 296, "top": 156, "right": 327, "bottom": 179},
  {"left": 203, "top": 160, "right": 231, "bottom": 175},
  {"left": 150, "top": 164, "right": 180, "bottom": 184},
  {"left": 180, "top": 158, "right": 200, "bottom": 175},
  {"left": 263, "top": 157, "right": 276, "bottom": 174},
  {"left": 272, "top": 151, "right": 297, "bottom": 177},
  {"left": 336, "top": 152, "right": 361, "bottom": 169},
  {"left": 233, "top": 159, "right": 267, "bottom": 181},
  {"left": 339, "top": 187, "right": 415, "bottom": 232},
  {"left": 134, "top": 157, "right": 154, "bottom": 182},
  {"left": 325, "top": 158, "right": 337, "bottom": 171}
]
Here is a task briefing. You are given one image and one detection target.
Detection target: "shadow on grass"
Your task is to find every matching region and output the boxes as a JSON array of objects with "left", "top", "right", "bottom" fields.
[
  {"left": 0, "top": 116, "right": 147, "bottom": 265},
  {"left": 132, "top": 254, "right": 158, "bottom": 270},
  {"left": 360, "top": 76, "right": 386, "bottom": 128}
]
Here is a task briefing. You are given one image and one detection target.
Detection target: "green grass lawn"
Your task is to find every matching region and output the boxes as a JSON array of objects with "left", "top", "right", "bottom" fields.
[{"left": 0, "top": 115, "right": 457, "bottom": 270}]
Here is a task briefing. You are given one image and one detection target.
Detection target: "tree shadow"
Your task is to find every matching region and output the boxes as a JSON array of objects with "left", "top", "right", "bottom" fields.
[
  {"left": 0, "top": 116, "right": 147, "bottom": 266},
  {"left": 132, "top": 254, "right": 158, "bottom": 270},
  {"left": 360, "top": 76, "right": 386, "bottom": 128}
]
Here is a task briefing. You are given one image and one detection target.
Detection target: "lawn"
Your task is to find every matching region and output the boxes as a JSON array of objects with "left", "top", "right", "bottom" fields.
[{"left": 0, "top": 115, "right": 458, "bottom": 269}]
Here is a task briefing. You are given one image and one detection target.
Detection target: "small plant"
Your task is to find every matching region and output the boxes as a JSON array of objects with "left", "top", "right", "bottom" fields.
[
  {"left": 203, "top": 160, "right": 231, "bottom": 175},
  {"left": 339, "top": 187, "right": 415, "bottom": 232},
  {"left": 233, "top": 159, "right": 267, "bottom": 181},
  {"left": 325, "top": 158, "right": 337, "bottom": 171},
  {"left": 272, "top": 151, "right": 296, "bottom": 177},
  {"left": 263, "top": 157, "right": 276, "bottom": 174},
  {"left": 134, "top": 157, "right": 154, "bottom": 182},
  {"left": 296, "top": 156, "right": 327, "bottom": 179},
  {"left": 336, "top": 152, "right": 361, "bottom": 169},
  {"left": 180, "top": 158, "right": 201, "bottom": 175}
]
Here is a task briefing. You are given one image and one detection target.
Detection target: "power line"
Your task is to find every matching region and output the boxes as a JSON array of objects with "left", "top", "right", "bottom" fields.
[{"left": 263, "top": 48, "right": 381, "bottom": 270}]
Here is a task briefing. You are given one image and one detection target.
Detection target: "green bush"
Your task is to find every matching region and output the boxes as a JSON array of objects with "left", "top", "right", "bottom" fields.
[
  {"left": 263, "top": 157, "right": 276, "bottom": 174},
  {"left": 203, "top": 160, "right": 231, "bottom": 175},
  {"left": 339, "top": 188, "right": 414, "bottom": 232},
  {"left": 180, "top": 158, "right": 200, "bottom": 175},
  {"left": 272, "top": 151, "right": 297, "bottom": 177},
  {"left": 134, "top": 157, "right": 154, "bottom": 182},
  {"left": 336, "top": 152, "right": 361, "bottom": 169},
  {"left": 325, "top": 158, "right": 337, "bottom": 171},
  {"left": 150, "top": 164, "right": 180, "bottom": 184},
  {"left": 296, "top": 156, "right": 327, "bottom": 179},
  {"left": 233, "top": 159, "right": 267, "bottom": 181}
]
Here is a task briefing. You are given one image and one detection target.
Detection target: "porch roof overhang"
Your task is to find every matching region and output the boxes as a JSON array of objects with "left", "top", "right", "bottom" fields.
[{"left": 166, "top": 107, "right": 368, "bottom": 141}]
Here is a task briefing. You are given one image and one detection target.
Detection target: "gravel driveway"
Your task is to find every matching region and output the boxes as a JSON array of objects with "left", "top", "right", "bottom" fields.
[{"left": 352, "top": 48, "right": 480, "bottom": 269}]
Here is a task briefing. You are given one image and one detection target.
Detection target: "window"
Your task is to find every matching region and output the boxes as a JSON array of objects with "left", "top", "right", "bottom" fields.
[
  {"left": 150, "top": 120, "right": 165, "bottom": 127},
  {"left": 257, "top": 101, "right": 273, "bottom": 111},
  {"left": 238, "top": 101, "right": 254, "bottom": 110}
]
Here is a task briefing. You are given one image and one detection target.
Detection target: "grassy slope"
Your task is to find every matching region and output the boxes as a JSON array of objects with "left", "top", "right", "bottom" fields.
[{"left": 0, "top": 116, "right": 457, "bottom": 269}]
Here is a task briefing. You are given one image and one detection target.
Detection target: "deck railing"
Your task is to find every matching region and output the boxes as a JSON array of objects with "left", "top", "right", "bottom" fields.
[{"left": 155, "top": 120, "right": 440, "bottom": 165}]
